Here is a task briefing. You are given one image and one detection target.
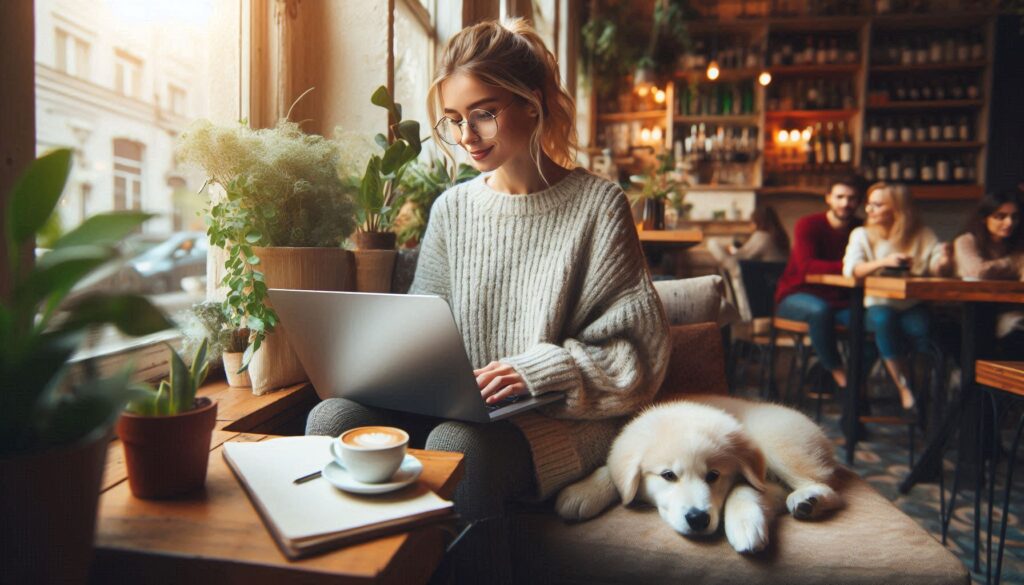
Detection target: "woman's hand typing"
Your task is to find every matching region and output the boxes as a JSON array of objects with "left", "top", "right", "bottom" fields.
[{"left": 474, "top": 361, "right": 528, "bottom": 404}]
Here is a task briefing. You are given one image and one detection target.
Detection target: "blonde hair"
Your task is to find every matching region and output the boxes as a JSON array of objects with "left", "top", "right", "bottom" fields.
[
  {"left": 427, "top": 18, "right": 578, "bottom": 183},
  {"left": 866, "top": 182, "right": 921, "bottom": 252}
]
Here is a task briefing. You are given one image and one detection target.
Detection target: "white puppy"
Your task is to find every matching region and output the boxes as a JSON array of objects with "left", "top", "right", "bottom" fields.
[{"left": 556, "top": 395, "right": 842, "bottom": 554}]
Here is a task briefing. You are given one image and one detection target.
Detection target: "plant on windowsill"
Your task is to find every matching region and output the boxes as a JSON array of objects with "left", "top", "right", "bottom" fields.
[
  {"left": 178, "top": 300, "right": 251, "bottom": 388},
  {"left": 0, "top": 149, "right": 172, "bottom": 584},
  {"left": 628, "top": 151, "right": 685, "bottom": 231},
  {"left": 343, "top": 86, "right": 425, "bottom": 292},
  {"left": 176, "top": 113, "right": 360, "bottom": 395},
  {"left": 117, "top": 340, "right": 216, "bottom": 499},
  {"left": 394, "top": 158, "right": 479, "bottom": 249}
]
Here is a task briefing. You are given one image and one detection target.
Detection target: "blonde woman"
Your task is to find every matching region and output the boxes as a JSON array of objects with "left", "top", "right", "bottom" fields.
[
  {"left": 306, "top": 19, "right": 669, "bottom": 582},
  {"left": 843, "top": 182, "right": 952, "bottom": 411}
]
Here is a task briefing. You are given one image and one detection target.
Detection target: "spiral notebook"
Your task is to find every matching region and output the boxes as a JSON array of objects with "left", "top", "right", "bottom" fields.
[{"left": 223, "top": 436, "right": 455, "bottom": 559}]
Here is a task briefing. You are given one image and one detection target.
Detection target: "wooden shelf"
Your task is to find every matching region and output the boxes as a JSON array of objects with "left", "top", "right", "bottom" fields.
[
  {"left": 870, "top": 12, "right": 995, "bottom": 30},
  {"left": 757, "top": 186, "right": 827, "bottom": 197},
  {"left": 674, "top": 114, "right": 760, "bottom": 125},
  {"left": 766, "top": 109, "right": 859, "bottom": 120},
  {"left": 768, "top": 63, "right": 860, "bottom": 76},
  {"left": 765, "top": 15, "right": 867, "bottom": 32},
  {"left": 863, "top": 141, "right": 984, "bottom": 149},
  {"left": 675, "top": 68, "right": 761, "bottom": 82},
  {"left": 681, "top": 185, "right": 760, "bottom": 192},
  {"left": 597, "top": 110, "right": 667, "bottom": 123},
  {"left": 866, "top": 100, "right": 984, "bottom": 111},
  {"left": 869, "top": 61, "right": 987, "bottom": 73}
]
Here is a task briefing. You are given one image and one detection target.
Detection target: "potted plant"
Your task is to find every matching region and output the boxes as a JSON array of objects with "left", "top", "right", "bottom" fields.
[
  {"left": 394, "top": 158, "right": 479, "bottom": 249},
  {"left": 118, "top": 340, "right": 216, "bottom": 499},
  {"left": 176, "top": 118, "right": 359, "bottom": 395},
  {"left": 348, "top": 86, "right": 424, "bottom": 292},
  {"left": 0, "top": 149, "right": 172, "bottom": 583},
  {"left": 629, "top": 152, "right": 684, "bottom": 231},
  {"left": 179, "top": 300, "right": 251, "bottom": 388}
]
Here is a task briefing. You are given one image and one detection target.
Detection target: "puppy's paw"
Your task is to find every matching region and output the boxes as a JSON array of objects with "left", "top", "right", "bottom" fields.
[
  {"left": 787, "top": 483, "right": 842, "bottom": 520},
  {"left": 555, "top": 466, "right": 618, "bottom": 521},
  {"left": 725, "top": 503, "right": 769, "bottom": 554}
]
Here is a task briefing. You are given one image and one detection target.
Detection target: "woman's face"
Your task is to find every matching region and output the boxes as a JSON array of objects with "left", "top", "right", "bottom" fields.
[
  {"left": 437, "top": 72, "right": 536, "bottom": 173},
  {"left": 865, "top": 190, "right": 895, "bottom": 227},
  {"left": 985, "top": 202, "right": 1019, "bottom": 243}
]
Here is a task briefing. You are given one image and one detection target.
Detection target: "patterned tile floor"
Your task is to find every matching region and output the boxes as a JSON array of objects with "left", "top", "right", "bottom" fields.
[{"left": 766, "top": 391, "right": 1024, "bottom": 585}]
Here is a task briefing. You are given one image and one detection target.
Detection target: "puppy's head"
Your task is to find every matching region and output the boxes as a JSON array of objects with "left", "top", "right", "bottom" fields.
[{"left": 608, "top": 402, "right": 766, "bottom": 537}]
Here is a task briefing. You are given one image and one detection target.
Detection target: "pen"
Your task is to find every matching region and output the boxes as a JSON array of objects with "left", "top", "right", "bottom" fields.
[{"left": 293, "top": 470, "right": 322, "bottom": 484}]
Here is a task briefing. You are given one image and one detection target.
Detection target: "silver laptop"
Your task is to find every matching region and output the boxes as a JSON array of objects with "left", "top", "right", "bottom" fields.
[{"left": 268, "top": 289, "right": 564, "bottom": 422}]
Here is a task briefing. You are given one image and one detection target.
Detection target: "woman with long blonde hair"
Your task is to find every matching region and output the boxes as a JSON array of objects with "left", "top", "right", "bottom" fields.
[
  {"left": 307, "top": 18, "right": 669, "bottom": 583},
  {"left": 843, "top": 182, "right": 951, "bottom": 412}
]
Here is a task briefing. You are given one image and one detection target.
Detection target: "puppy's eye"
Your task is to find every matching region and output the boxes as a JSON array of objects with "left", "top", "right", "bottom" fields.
[
  {"left": 705, "top": 470, "right": 720, "bottom": 484},
  {"left": 660, "top": 470, "right": 678, "bottom": 482}
]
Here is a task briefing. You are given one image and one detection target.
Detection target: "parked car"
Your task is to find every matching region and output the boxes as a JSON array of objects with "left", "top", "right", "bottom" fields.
[{"left": 123, "top": 231, "right": 208, "bottom": 294}]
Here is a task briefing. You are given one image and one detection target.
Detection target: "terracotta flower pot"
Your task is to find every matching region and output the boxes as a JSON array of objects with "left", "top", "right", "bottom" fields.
[
  {"left": 117, "top": 398, "right": 217, "bottom": 499},
  {"left": 222, "top": 351, "right": 252, "bottom": 388},
  {"left": 353, "top": 231, "right": 397, "bottom": 250},
  {"left": 0, "top": 425, "right": 111, "bottom": 584}
]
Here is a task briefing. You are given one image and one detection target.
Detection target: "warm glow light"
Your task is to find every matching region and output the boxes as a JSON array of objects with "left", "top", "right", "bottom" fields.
[
  {"left": 651, "top": 127, "right": 663, "bottom": 142},
  {"left": 641, "top": 128, "right": 652, "bottom": 142},
  {"left": 758, "top": 71, "right": 772, "bottom": 86},
  {"left": 706, "top": 60, "right": 720, "bottom": 81},
  {"left": 788, "top": 129, "right": 800, "bottom": 142},
  {"left": 777, "top": 129, "right": 789, "bottom": 143},
  {"left": 654, "top": 89, "right": 666, "bottom": 104},
  {"left": 636, "top": 85, "right": 650, "bottom": 97},
  {"left": 801, "top": 127, "right": 812, "bottom": 141}
]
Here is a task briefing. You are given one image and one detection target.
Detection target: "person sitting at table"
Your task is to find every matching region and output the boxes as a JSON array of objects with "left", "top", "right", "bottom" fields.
[
  {"left": 305, "top": 18, "right": 670, "bottom": 584},
  {"left": 951, "top": 189, "right": 1024, "bottom": 358},
  {"left": 708, "top": 205, "right": 790, "bottom": 321},
  {"left": 843, "top": 182, "right": 953, "bottom": 411},
  {"left": 775, "top": 175, "right": 866, "bottom": 389}
]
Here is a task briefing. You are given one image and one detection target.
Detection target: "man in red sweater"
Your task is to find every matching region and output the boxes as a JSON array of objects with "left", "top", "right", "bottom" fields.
[{"left": 775, "top": 175, "right": 865, "bottom": 389}]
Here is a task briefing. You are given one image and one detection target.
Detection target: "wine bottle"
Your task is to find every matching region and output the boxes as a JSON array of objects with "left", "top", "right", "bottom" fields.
[
  {"left": 825, "top": 122, "right": 838, "bottom": 164},
  {"left": 839, "top": 121, "right": 853, "bottom": 164}
]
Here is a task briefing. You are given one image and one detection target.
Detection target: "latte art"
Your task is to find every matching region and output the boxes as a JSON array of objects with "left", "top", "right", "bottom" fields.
[{"left": 341, "top": 426, "right": 407, "bottom": 449}]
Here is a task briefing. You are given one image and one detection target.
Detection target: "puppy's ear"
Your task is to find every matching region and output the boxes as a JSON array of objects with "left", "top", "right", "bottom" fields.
[
  {"left": 728, "top": 430, "right": 767, "bottom": 493},
  {"left": 608, "top": 451, "right": 643, "bottom": 505}
]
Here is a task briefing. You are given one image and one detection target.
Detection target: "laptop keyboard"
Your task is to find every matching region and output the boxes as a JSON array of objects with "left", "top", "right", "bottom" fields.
[{"left": 485, "top": 394, "right": 524, "bottom": 412}]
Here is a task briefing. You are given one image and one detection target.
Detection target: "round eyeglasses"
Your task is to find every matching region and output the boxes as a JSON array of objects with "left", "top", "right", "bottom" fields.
[{"left": 433, "top": 104, "right": 512, "bottom": 146}]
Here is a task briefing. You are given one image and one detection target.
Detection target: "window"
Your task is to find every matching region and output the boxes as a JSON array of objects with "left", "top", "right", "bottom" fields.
[
  {"left": 394, "top": 0, "right": 435, "bottom": 155},
  {"left": 114, "top": 50, "right": 143, "bottom": 98},
  {"left": 169, "top": 84, "right": 187, "bottom": 116},
  {"left": 55, "top": 27, "right": 92, "bottom": 79},
  {"left": 113, "top": 139, "right": 144, "bottom": 211}
]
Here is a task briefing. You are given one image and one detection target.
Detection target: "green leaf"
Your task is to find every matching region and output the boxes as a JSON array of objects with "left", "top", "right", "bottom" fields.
[
  {"left": 374, "top": 133, "right": 389, "bottom": 150},
  {"left": 61, "top": 294, "right": 173, "bottom": 337},
  {"left": 190, "top": 338, "right": 209, "bottom": 389},
  {"left": 396, "top": 120, "right": 422, "bottom": 155},
  {"left": 8, "top": 149, "right": 72, "bottom": 254},
  {"left": 247, "top": 255, "right": 260, "bottom": 265},
  {"left": 245, "top": 231, "right": 263, "bottom": 244},
  {"left": 247, "top": 315, "right": 265, "bottom": 331},
  {"left": 52, "top": 212, "right": 153, "bottom": 249},
  {"left": 168, "top": 343, "right": 191, "bottom": 414},
  {"left": 381, "top": 141, "right": 408, "bottom": 176},
  {"left": 370, "top": 86, "right": 399, "bottom": 122},
  {"left": 359, "top": 157, "right": 384, "bottom": 211}
]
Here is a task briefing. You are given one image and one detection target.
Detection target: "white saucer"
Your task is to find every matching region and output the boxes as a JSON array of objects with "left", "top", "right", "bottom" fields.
[{"left": 321, "top": 454, "right": 423, "bottom": 495}]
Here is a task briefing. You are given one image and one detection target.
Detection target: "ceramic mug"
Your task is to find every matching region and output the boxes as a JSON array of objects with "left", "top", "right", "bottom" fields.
[{"left": 332, "top": 426, "right": 409, "bottom": 484}]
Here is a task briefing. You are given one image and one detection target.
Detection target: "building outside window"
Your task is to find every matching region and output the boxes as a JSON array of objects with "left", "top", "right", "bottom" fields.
[
  {"left": 55, "top": 27, "right": 92, "bottom": 80},
  {"left": 169, "top": 84, "right": 188, "bottom": 116},
  {"left": 113, "top": 139, "right": 144, "bottom": 211},
  {"left": 114, "top": 50, "right": 144, "bottom": 98}
]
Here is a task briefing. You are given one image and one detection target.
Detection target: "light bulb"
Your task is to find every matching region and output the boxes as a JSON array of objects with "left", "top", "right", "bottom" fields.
[
  {"left": 777, "top": 129, "right": 789, "bottom": 143},
  {"left": 652, "top": 127, "right": 663, "bottom": 142},
  {"left": 758, "top": 71, "right": 772, "bottom": 86},
  {"left": 801, "top": 127, "right": 812, "bottom": 141},
  {"left": 654, "top": 89, "right": 666, "bottom": 104},
  {"left": 706, "top": 60, "right": 720, "bottom": 81},
  {"left": 788, "top": 129, "right": 800, "bottom": 142},
  {"left": 636, "top": 85, "right": 650, "bottom": 97},
  {"left": 641, "top": 128, "right": 652, "bottom": 142}
]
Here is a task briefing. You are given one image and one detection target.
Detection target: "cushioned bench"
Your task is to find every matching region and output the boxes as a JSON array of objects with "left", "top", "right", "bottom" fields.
[{"left": 508, "top": 277, "right": 968, "bottom": 585}]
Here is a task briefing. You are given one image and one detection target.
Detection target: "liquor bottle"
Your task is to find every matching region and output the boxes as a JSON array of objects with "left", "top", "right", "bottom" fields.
[
  {"left": 966, "top": 154, "right": 977, "bottom": 181},
  {"left": 971, "top": 31, "right": 985, "bottom": 61},
  {"left": 828, "top": 38, "right": 840, "bottom": 63},
  {"left": 956, "top": 32, "right": 970, "bottom": 62},
  {"left": 868, "top": 120, "right": 882, "bottom": 143},
  {"left": 813, "top": 122, "right": 825, "bottom": 166},
  {"left": 915, "top": 38, "right": 928, "bottom": 65},
  {"left": 967, "top": 77, "right": 980, "bottom": 100},
  {"left": 950, "top": 79, "right": 965, "bottom": 100},
  {"left": 936, "top": 155, "right": 951, "bottom": 182},
  {"left": 816, "top": 38, "right": 828, "bottom": 65},
  {"left": 888, "top": 154, "right": 901, "bottom": 180},
  {"left": 825, "top": 122, "right": 838, "bottom": 164},
  {"left": 920, "top": 156, "right": 935, "bottom": 182},
  {"left": 934, "top": 79, "right": 947, "bottom": 101},
  {"left": 929, "top": 34, "right": 943, "bottom": 63},
  {"left": 958, "top": 116, "right": 971, "bottom": 141},
  {"left": 921, "top": 81, "right": 933, "bottom": 101},
  {"left": 942, "top": 116, "right": 956, "bottom": 141},
  {"left": 953, "top": 156, "right": 967, "bottom": 182},
  {"left": 907, "top": 80, "right": 921, "bottom": 102},
  {"left": 899, "top": 117, "right": 913, "bottom": 142},
  {"left": 842, "top": 80, "right": 856, "bottom": 110},
  {"left": 894, "top": 80, "right": 907, "bottom": 101},
  {"left": 884, "top": 118, "right": 898, "bottom": 142},
  {"left": 839, "top": 121, "right": 853, "bottom": 164},
  {"left": 913, "top": 117, "right": 927, "bottom": 142},
  {"left": 901, "top": 154, "right": 917, "bottom": 182},
  {"left": 876, "top": 153, "right": 890, "bottom": 181},
  {"left": 928, "top": 117, "right": 942, "bottom": 141}
]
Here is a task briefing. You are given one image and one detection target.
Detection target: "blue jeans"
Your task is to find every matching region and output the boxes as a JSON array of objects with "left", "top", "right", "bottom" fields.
[
  {"left": 865, "top": 305, "right": 931, "bottom": 360},
  {"left": 776, "top": 293, "right": 850, "bottom": 371}
]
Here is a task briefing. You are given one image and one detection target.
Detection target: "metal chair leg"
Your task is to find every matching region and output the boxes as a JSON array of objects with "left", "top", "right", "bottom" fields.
[{"left": 993, "top": 409, "right": 1024, "bottom": 585}]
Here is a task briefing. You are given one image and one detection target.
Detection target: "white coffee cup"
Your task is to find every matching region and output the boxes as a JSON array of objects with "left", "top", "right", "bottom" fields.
[{"left": 333, "top": 426, "right": 409, "bottom": 484}]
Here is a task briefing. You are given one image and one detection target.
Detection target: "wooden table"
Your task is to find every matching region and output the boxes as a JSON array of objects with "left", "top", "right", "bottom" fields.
[
  {"left": 974, "top": 360, "right": 1024, "bottom": 585},
  {"left": 91, "top": 435, "right": 464, "bottom": 585},
  {"left": 637, "top": 228, "right": 704, "bottom": 248}
]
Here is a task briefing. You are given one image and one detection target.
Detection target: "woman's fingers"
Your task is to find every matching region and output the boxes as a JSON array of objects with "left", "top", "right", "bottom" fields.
[
  {"left": 473, "top": 361, "right": 502, "bottom": 377},
  {"left": 486, "top": 382, "right": 527, "bottom": 404},
  {"left": 475, "top": 362, "right": 515, "bottom": 387}
]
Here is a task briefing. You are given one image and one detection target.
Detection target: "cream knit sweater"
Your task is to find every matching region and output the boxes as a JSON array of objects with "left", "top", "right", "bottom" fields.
[{"left": 410, "top": 167, "right": 670, "bottom": 498}]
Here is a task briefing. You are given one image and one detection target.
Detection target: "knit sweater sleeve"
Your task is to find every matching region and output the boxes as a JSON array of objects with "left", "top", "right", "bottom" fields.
[
  {"left": 843, "top": 227, "right": 871, "bottom": 277},
  {"left": 408, "top": 193, "right": 451, "bottom": 300},
  {"left": 499, "top": 189, "right": 671, "bottom": 420},
  {"left": 954, "top": 233, "right": 1021, "bottom": 280}
]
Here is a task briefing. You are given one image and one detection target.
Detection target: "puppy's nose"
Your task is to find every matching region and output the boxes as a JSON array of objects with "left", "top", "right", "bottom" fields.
[{"left": 685, "top": 508, "right": 710, "bottom": 531}]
